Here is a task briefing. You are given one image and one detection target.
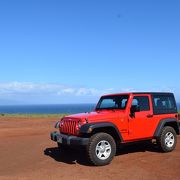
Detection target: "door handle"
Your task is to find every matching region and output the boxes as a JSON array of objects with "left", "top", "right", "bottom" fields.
[{"left": 147, "top": 114, "right": 153, "bottom": 118}]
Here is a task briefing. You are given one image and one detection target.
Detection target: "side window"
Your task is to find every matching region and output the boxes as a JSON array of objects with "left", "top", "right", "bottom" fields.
[
  {"left": 132, "top": 96, "right": 150, "bottom": 111},
  {"left": 153, "top": 95, "right": 177, "bottom": 114}
]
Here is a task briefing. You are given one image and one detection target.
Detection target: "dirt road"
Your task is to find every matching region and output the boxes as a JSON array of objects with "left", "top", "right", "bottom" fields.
[{"left": 0, "top": 117, "right": 179, "bottom": 180}]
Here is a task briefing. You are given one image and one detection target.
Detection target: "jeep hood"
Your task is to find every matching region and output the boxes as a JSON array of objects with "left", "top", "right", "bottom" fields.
[{"left": 66, "top": 110, "right": 125, "bottom": 123}]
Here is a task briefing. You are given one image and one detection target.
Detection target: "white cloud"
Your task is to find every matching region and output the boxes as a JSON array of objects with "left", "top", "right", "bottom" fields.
[
  {"left": 105, "top": 88, "right": 114, "bottom": 91},
  {"left": 119, "top": 87, "right": 136, "bottom": 92},
  {"left": 0, "top": 82, "right": 179, "bottom": 103},
  {"left": 0, "top": 82, "right": 113, "bottom": 97},
  {"left": 57, "top": 88, "right": 75, "bottom": 95},
  {"left": 75, "top": 88, "right": 100, "bottom": 96},
  {"left": 0, "top": 82, "right": 63, "bottom": 95},
  {"left": 0, "top": 82, "right": 177, "bottom": 95}
]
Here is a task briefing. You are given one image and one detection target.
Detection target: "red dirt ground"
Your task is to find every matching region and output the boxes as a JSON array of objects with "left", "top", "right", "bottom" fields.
[{"left": 0, "top": 117, "right": 179, "bottom": 180}]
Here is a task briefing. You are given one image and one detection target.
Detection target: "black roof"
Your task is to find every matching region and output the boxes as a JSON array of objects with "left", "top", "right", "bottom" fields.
[{"left": 132, "top": 92, "right": 174, "bottom": 95}]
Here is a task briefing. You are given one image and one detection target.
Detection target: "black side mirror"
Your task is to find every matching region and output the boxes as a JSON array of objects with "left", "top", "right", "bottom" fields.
[{"left": 130, "top": 105, "right": 140, "bottom": 117}]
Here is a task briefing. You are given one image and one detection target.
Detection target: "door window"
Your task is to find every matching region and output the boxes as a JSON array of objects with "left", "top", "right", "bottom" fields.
[{"left": 132, "top": 96, "right": 150, "bottom": 111}]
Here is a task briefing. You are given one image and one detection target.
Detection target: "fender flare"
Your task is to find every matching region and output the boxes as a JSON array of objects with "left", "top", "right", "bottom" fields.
[
  {"left": 80, "top": 122, "right": 124, "bottom": 142},
  {"left": 153, "top": 118, "right": 180, "bottom": 137}
]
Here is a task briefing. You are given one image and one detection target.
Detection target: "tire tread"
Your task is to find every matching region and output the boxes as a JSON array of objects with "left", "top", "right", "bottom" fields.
[
  {"left": 87, "top": 132, "right": 116, "bottom": 166},
  {"left": 157, "top": 126, "right": 177, "bottom": 152}
]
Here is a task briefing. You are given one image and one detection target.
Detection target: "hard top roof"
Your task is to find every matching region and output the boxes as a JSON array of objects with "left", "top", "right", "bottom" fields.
[
  {"left": 132, "top": 92, "right": 173, "bottom": 95},
  {"left": 102, "top": 92, "right": 174, "bottom": 97}
]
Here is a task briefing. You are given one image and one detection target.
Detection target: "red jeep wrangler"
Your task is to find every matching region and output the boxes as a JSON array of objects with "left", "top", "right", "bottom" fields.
[{"left": 51, "top": 92, "right": 180, "bottom": 166}]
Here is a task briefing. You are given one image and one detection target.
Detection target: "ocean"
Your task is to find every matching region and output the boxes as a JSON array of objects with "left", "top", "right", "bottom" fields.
[
  {"left": 0, "top": 104, "right": 96, "bottom": 114},
  {"left": 0, "top": 103, "right": 179, "bottom": 114}
]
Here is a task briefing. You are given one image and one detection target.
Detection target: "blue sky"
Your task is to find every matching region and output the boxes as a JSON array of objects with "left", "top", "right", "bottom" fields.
[{"left": 0, "top": 0, "right": 180, "bottom": 104}]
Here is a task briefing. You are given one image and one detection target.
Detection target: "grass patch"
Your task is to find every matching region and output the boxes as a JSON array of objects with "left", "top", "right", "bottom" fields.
[
  {"left": 0, "top": 113, "right": 68, "bottom": 118},
  {"left": 0, "top": 112, "right": 179, "bottom": 119}
]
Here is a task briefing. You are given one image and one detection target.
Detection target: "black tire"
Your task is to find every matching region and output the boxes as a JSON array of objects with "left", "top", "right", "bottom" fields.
[
  {"left": 157, "top": 126, "right": 177, "bottom": 152},
  {"left": 87, "top": 133, "right": 116, "bottom": 166},
  {"left": 57, "top": 143, "right": 69, "bottom": 151}
]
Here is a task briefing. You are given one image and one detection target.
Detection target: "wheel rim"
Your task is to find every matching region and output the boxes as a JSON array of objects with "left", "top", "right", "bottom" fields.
[
  {"left": 165, "top": 132, "right": 174, "bottom": 148},
  {"left": 95, "top": 140, "right": 111, "bottom": 160}
]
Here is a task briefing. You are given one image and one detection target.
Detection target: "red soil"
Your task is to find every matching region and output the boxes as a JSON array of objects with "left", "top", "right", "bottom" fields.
[{"left": 0, "top": 117, "right": 179, "bottom": 180}]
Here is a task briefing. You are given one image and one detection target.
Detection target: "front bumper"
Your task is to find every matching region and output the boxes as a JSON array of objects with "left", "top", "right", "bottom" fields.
[{"left": 50, "top": 131, "right": 89, "bottom": 146}]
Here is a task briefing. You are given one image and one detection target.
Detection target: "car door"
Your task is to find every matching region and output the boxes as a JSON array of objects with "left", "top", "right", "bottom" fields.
[{"left": 128, "top": 94, "right": 154, "bottom": 141}]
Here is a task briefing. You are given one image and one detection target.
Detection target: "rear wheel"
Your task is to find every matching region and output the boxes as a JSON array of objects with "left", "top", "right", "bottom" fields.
[
  {"left": 157, "top": 126, "right": 177, "bottom": 152},
  {"left": 87, "top": 133, "right": 116, "bottom": 166}
]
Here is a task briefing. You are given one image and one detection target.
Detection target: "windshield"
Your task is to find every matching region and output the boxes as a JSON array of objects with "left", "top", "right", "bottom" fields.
[{"left": 96, "top": 95, "right": 129, "bottom": 110}]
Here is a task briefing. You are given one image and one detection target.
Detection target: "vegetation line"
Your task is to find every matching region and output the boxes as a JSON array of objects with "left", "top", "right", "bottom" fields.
[
  {"left": 0, "top": 113, "right": 68, "bottom": 118},
  {"left": 0, "top": 111, "right": 179, "bottom": 119}
]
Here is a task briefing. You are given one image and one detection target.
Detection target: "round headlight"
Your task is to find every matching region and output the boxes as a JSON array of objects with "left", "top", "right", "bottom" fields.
[
  {"left": 54, "top": 121, "right": 60, "bottom": 129},
  {"left": 60, "top": 120, "right": 64, "bottom": 127},
  {"left": 78, "top": 121, "right": 81, "bottom": 129}
]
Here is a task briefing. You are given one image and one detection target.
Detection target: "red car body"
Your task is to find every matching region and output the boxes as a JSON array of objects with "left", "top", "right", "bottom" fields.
[
  {"left": 51, "top": 92, "right": 179, "bottom": 166},
  {"left": 60, "top": 93, "right": 178, "bottom": 142}
]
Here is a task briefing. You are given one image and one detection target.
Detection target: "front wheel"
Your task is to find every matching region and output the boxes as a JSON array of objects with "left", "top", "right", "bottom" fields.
[
  {"left": 57, "top": 143, "right": 69, "bottom": 151},
  {"left": 87, "top": 133, "right": 116, "bottom": 166},
  {"left": 157, "top": 126, "right": 177, "bottom": 152}
]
